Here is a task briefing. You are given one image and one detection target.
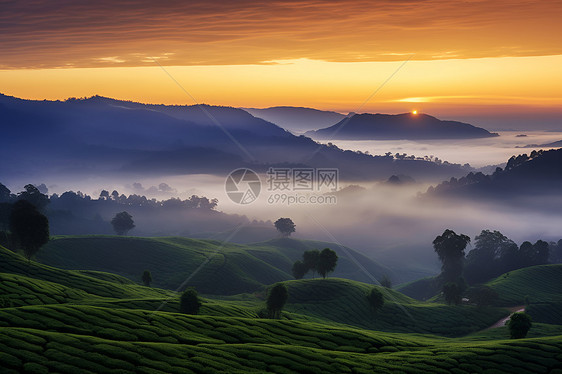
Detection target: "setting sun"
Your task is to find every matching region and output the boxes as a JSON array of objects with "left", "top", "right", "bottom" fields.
[{"left": 412, "top": 110, "right": 418, "bottom": 115}]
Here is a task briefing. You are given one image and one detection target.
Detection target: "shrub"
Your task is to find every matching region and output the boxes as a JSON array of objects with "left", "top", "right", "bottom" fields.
[
  {"left": 180, "top": 288, "right": 201, "bottom": 315},
  {"left": 508, "top": 312, "right": 532, "bottom": 339},
  {"left": 367, "top": 288, "right": 384, "bottom": 312}
]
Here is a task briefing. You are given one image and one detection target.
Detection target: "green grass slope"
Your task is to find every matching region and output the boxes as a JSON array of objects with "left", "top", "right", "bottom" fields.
[
  {"left": 1, "top": 305, "right": 561, "bottom": 373},
  {"left": 38, "top": 236, "right": 391, "bottom": 295},
  {"left": 39, "top": 236, "right": 290, "bottom": 294},
  {"left": 0, "top": 246, "right": 170, "bottom": 299},
  {"left": 2, "top": 247, "right": 562, "bottom": 373},
  {"left": 283, "top": 278, "right": 508, "bottom": 337},
  {"left": 486, "top": 264, "right": 562, "bottom": 305}
]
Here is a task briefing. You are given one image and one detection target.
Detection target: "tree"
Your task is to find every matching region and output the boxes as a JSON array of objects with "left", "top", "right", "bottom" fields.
[
  {"left": 442, "top": 282, "right": 462, "bottom": 305},
  {"left": 292, "top": 260, "right": 307, "bottom": 279},
  {"left": 508, "top": 312, "right": 532, "bottom": 339},
  {"left": 0, "top": 183, "right": 13, "bottom": 203},
  {"left": 302, "top": 250, "right": 320, "bottom": 278},
  {"left": 9, "top": 200, "right": 49, "bottom": 261},
  {"left": 17, "top": 184, "right": 49, "bottom": 212},
  {"left": 111, "top": 211, "right": 135, "bottom": 235},
  {"left": 465, "top": 230, "right": 517, "bottom": 284},
  {"left": 433, "top": 229, "right": 470, "bottom": 283},
  {"left": 466, "top": 285, "right": 498, "bottom": 307},
  {"left": 367, "top": 287, "right": 384, "bottom": 312},
  {"left": 317, "top": 248, "right": 338, "bottom": 279},
  {"left": 380, "top": 274, "right": 392, "bottom": 288},
  {"left": 142, "top": 270, "right": 152, "bottom": 287},
  {"left": 180, "top": 288, "right": 201, "bottom": 315},
  {"left": 274, "top": 218, "right": 295, "bottom": 237},
  {"left": 266, "top": 283, "right": 288, "bottom": 319}
]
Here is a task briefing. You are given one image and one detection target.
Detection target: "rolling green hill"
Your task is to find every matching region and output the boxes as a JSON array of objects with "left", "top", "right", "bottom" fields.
[
  {"left": 397, "top": 264, "right": 562, "bottom": 306},
  {"left": 486, "top": 264, "right": 562, "bottom": 304},
  {"left": 282, "top": 278, "right": 507, "bottom": 337},
  {"left": 2, "top": 240, "right": 562, "bottom": 373},
  {"left": 0, "top": 246, "right": 170, "bottom": 299},
  {"left": 37, "top": 236, "right": 390, "bottom": 295}
]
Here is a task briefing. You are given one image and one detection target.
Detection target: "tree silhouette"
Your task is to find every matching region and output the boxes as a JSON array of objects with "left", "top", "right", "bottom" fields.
[
  {"left": 292, "top": 260, "right": 307, "bottom": 279},
  {"left": 274, "top": 218, "right": 295, "bottom": 237},
  {"left": 380, "top": 274, "right": 392, "bottom": 288},
  {"left": 466, "top": 285, "right": 498, "bottom": 307},
  {"left": 17, "top": 184, "right": 49, "bottom": 212},
  {"left": 317, "top": 248, "right": 338, "bottom": 279},
  {"left": 302, "top": 250, "right": 320, "bottom": 278},
  {"left": 508, "top": 312, "right": 532, "bottom": 339},
  {"left": 180, "top": 288, "right": 201, "bottom": 315},
  {"left": 111, "top": 211, "right": 135, "bottom": 235},
  {"left": 433, "top": 229, "right": 470, "bottom": 283},
  {"left": 442, "top": 282, "right": 462, "bottom": 305},
  {"left": 367, "top": 287, "right": 384, "bottom": 312},
  {"left": 142, "top": 270, "right": 152, "bottom": 287},
  {"left": 9, "top": 200, "right": 49, "bottom": 261},
  {"left": 266, "top": 283, "right": 288, "bottom": 319}
]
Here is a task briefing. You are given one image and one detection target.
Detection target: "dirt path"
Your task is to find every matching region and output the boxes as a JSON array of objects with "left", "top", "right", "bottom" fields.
[{"left": 487, "top": 305, "right": 525, "bottom": 329}]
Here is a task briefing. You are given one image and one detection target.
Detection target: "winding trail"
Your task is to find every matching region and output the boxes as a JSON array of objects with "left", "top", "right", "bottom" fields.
[{"left": 487, "top": 305, "right": 525, "bottom": 329}]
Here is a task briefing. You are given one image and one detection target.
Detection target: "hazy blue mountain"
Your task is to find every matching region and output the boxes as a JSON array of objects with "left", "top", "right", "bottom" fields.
[
  {"left": 0, "top": 94, "right": 470, "bottom": 181},
  {"left": 519, "top": 140, "right": 562, "bottom": 148},
  {"left": 306, "top": 112, "right": 498, "bottom": 140},
  {"left": 244, "top": 106, "right": 346, "bottom": 133}
]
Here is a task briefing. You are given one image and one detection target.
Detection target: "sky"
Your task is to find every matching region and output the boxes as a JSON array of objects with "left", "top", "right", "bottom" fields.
[{"left": 1, "top": 0, "right": 562, "bottom": 125}]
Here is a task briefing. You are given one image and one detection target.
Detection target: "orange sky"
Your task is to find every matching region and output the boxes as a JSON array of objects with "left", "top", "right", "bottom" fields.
[{"left": 1, "top": 0, "right": 561, "bottom": 119}]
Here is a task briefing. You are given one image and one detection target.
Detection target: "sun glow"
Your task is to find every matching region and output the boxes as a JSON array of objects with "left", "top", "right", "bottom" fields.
[{"left": 412, "top": 110, "right": 418, "bottom": 115}]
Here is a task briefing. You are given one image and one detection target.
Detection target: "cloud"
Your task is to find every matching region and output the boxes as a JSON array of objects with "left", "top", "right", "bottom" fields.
[{"left": 1, "top": 0, "right": 561, "bottom": 68}]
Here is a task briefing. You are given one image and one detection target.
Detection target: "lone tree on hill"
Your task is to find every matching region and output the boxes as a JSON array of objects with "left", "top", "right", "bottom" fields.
[
  {"left": 266, "top": 283, "right": 289, "bottom": 319},
  {"left": 380, "top": 274, "right": 392, "bottom": 288},
  {"left": 433, "top": 229, "right": 470, "bottom": 283},
  {"left": 367, "top": 287, "right": 384, "bottom": 312},
  {"left": 111, "top": 211, "right": 135, "bottom": 235},
  {"left": 508, "top": 312, "right": 532, "bottom": 339},
  {"left": 142, "top": 270, "right": 152, "bottom": 287},
  {"left": 274, "top": 218, "right": 295, "bottom": 237},
  {"left": 180, "top": 288, "right": 201, "bottom": 315},
  {"left": 9, "top": 200, "right": 49, "bottom": 261},
  {"left": 317, "top": 248, "right": 338, "bottom": 279}
]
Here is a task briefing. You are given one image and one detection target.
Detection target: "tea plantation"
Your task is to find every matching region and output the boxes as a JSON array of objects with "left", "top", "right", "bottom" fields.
[{"left": 1, "top": 240, "right": 562, "bottom": 373}]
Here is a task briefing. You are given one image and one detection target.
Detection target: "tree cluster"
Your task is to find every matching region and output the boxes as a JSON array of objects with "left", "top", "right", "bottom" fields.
[
  {"left": 292, "top": 248, "right": 338, "bottom": 279},
  {"left": 464, "top": 230, "right": 550, "bottom": 284},
  {"left": 433, "top": 228, "right": 553, "bottom": 306}
]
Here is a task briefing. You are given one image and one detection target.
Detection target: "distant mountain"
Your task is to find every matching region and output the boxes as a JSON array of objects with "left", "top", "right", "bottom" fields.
[
  {"left": 0, "top": 94, "right": 469, "bottom": 181},
  {"left": 306, "top": 112, "right": 498, "bottom": 140},
  {"left": 426, "top": 148, "right": 562, "bottom": 201},
  {"left": 243, "top": 106, "right": 346, "bottom": 134},
  {"left": 518, "top": 140, "right": 562, "bottom": 148}
]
